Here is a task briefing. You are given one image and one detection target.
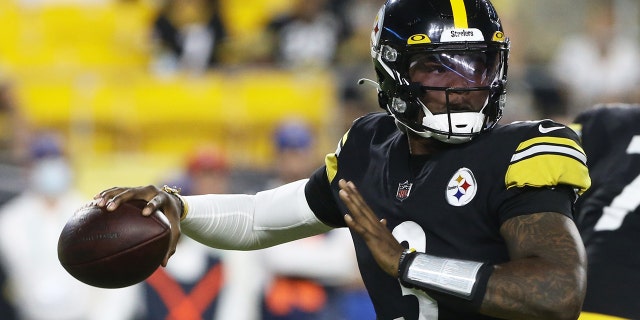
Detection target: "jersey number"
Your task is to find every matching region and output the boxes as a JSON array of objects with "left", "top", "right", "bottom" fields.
[
  {"left": 392, "top": 221, "right": 437, "bottom": 320},
  {"left": 594, "top": 135, "right": 640, "bottom": 231}
]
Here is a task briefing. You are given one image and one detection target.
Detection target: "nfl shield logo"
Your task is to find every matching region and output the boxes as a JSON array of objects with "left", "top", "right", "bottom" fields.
[{"left": 396, "top": 181, "right": 413, "bottom": 201}]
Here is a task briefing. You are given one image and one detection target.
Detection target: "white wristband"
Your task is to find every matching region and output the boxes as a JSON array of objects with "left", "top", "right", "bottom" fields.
[{"left": 406, "top": 254, "right": 483, "bottom": 298}]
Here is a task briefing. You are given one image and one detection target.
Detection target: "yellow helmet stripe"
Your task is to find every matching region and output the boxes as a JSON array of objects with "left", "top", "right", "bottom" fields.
[{"left": 450, "top": 0, "right": 469, "bottom": 29}]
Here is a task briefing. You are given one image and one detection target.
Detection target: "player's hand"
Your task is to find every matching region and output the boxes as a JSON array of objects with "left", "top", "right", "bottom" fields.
[
  {"left": 338, "top": 179, "right": 405, "bottom": 277},
  {"left": 94, "top": 185, "right": 181, "bottom": 267}
]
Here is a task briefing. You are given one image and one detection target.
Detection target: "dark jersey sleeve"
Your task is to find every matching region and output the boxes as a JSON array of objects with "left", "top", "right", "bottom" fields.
[
  {"left": 494, "top": 119, "right": 590, "bottom": 224},
  {"left": 305, "top": 166, "right": 346, "bottom": 228},
  {"left": 304, "top": 113, "right": 387, "bottom": 228},
  {"left": 497, "top": 185, "right": 577, "bottom": 224}
]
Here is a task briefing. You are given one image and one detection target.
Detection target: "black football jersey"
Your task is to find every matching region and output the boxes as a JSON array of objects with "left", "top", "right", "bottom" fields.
[
  {"left": 305, "top": 112, "right": 590, "bottom": 320},
  {"left": 572, "top": 105, "right": 640, "bottom": 319}
]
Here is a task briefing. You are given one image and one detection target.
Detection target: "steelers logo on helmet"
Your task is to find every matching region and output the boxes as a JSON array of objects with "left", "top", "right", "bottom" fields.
[
  {"left": 446, "top": 168, "right": 477, "bottom": 206},
  {"left": 370, "top": 5, "right": 385, "bottom": 49}
]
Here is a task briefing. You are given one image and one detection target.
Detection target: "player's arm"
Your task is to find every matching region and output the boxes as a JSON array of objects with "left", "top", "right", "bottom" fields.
[
  {"left": 180, "top": 179, "right": 332, "bottom": 250},
  {"left": 94, "top": 179, "right": 333, "bottom": 265},
  {"left": 479, "top": 211, "right": 586, "bottom": 320},
  {"left": 475, "top": 123, "right": 589, "bottom": 319},
  {"left": 339, "top": 179, "right": 586, "bottom": 320}
]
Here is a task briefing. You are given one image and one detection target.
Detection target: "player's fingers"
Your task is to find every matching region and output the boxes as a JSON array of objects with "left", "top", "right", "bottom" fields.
[
  {"left": 104, "top": 185, "right": 159, "bottom": 212},
  {"left": 144, "top": 194, "right": 164, "bottom": 216},
  {"left": 93, "top": 186, "right": 119, "bottom": 201},
  {"left": 339, "top": 188, "right": 365, "bottom": 223},
  {"left": 339, "top": 180, "right": 367, "bottom": 213},
  {"left": 162, "top": 245, "right": 176, "bottom": 267},
  {"left": 104, "top": 189, "right": 132, "bottom": 211},
  {"left": 162, "top": 223, "right": 181, "bottom": 267},
  {"left": 344, "top": 182, "right": 373, "bottom": 216},
  {"left": 343, "top": 213, "right": 367, "bottom": 234},
  {"left": 94, "top": 187, "right": 125, "bottom": 207},
  {"left": 341, "top": 197, "right": 380, "bottom": 240},
  {"left": 339, "top": 180, "right": 379, "bottom": 224}
]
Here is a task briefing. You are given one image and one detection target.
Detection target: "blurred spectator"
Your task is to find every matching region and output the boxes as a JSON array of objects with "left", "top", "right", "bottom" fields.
[
  {"left": 268, "top": 121, "right": 319, "bottom": 186},
  {"left": 142, "top": 146, "right": 261, "bottom": 320},
  {"left": 325, "top": 0, "right": 355, "bottom": 49},
  {"left": 0, "top": 78, "right": 25, "bottom": 320},
  {"left": 0, "top": 260, "right": 16, "bottom": 320},
  {"left": 0, "top": 80, "right": 30, "bottom": 163},
  {"left": 259, "top": 120, "right": 374, "bottom": 320},
  {"left": 0, "top": 132, "right": 140, "bottom": 320},
  {"left": 256, "top": 0, "right": 350, "bottom": 69},
  {"left": 150, "top": 0, "right": 228, "bottom": 75},
  {"left": 0, "top": 80, "right": 29, "bottom": 209},
  {"left": 550, "top": 0, "right": 640, "bottom": 116},
  {"left": 523, "top": 54, "right": 569, "bottom": 123},
  {"left": 332, "top": 0, "right": 380, "bottom": 68}
]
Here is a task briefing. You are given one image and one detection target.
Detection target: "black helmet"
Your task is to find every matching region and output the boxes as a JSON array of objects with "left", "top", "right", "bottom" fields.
[{"left": 370, "top": 0, "right": 509, "bottom": 143}]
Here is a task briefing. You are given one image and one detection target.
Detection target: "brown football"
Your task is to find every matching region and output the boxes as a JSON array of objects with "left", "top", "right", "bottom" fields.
[{"left": 57, "top": 199, "right": 171, "bottom": 288}]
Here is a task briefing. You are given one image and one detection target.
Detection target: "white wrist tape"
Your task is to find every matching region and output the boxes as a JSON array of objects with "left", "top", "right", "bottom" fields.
[
  {"left": 180, "top": 179, "right": 332, "bottom": 250},
  {"left": 406, "top": 254, "right": 484, "bottom": 298}
]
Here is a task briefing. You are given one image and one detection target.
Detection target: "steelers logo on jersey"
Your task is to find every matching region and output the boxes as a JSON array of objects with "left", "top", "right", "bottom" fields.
[{"left": 446, "top": 168, "right": 477, "bottom": 206}]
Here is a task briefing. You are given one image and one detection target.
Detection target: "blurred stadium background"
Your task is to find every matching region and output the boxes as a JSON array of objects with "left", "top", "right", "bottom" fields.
[{"left": 0, "top": 0, "right": 339, "bottom": 195}]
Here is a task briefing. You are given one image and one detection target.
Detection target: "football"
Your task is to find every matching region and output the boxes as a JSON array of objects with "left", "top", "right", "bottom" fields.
[{"left": 57, "top": 199, "right": 171, "bottom": 288}]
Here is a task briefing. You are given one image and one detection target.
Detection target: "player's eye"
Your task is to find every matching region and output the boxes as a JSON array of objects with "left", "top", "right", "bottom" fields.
[{"left": 414, "top": 62, "right": 447, "bottom": 74}]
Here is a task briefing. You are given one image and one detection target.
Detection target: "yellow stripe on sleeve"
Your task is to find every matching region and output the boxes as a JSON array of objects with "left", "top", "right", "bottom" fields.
[
  {"left": 325, "top": 129, "right": 350, "bottom": 184},
  {"left": 506, "top": 136, "right": 591, "bottom": 194},
  {"left": 515, "top": 136, "right": 584, "bottom": 154},
  {"left": 450, "top": 0, "right": 469, "bottom": 29},
  {"left": 506, "top": 154, "right": 591, "bottom": 194},
  {"left": 578, "top": 311, "right": 629, "bottom": 320},
  {"left": 325, "top": 153, "right": 338, "bottom": 183}
]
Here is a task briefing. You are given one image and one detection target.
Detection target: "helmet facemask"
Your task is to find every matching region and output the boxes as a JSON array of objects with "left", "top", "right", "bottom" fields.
[{"left": 377, "top": 43, "right": 508, "bottom": 144}]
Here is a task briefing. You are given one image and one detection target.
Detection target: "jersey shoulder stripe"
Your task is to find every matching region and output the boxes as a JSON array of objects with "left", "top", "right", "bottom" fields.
[
  {"left": 510, "top": 136, "right": 586, "bottom": 165},
  {"left": 325, "top": 112, "right": 396, "bottom": 184},
  {"left": 501, "top": 120, "right": 591, "bottom": 194},
  {"left": 324, "top": 129, "right": 349, "bottom": 183}
]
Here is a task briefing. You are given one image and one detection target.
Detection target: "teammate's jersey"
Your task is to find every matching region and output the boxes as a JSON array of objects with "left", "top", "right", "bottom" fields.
[
  {"left": 572, "top": 105, "right": 640, "bottom": 319},
  {"left": 305, "top": 112, "right": 590, "bottom": 320}
]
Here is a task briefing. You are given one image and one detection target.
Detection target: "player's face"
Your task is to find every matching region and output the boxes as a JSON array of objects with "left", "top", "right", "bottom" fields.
[{"left": 408, "top": 51, "right": 499, "bottom": 115}]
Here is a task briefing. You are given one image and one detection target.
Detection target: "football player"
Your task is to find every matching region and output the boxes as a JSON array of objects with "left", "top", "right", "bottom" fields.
[
  {"left": 95, "top": 0, "right": 591, "bottom": 319},
  {"left": 571, "top": 104, "right": 640, "bottom": 320}
]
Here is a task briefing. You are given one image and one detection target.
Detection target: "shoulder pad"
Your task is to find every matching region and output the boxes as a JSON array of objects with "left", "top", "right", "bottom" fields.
[{"left": 503, "top": 120, "right": 591, "bottom": 194}]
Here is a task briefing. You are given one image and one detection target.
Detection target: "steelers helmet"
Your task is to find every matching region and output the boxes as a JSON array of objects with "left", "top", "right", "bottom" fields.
[{"left": 370, "top": 0, "right": 509, "bottom": 143}]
